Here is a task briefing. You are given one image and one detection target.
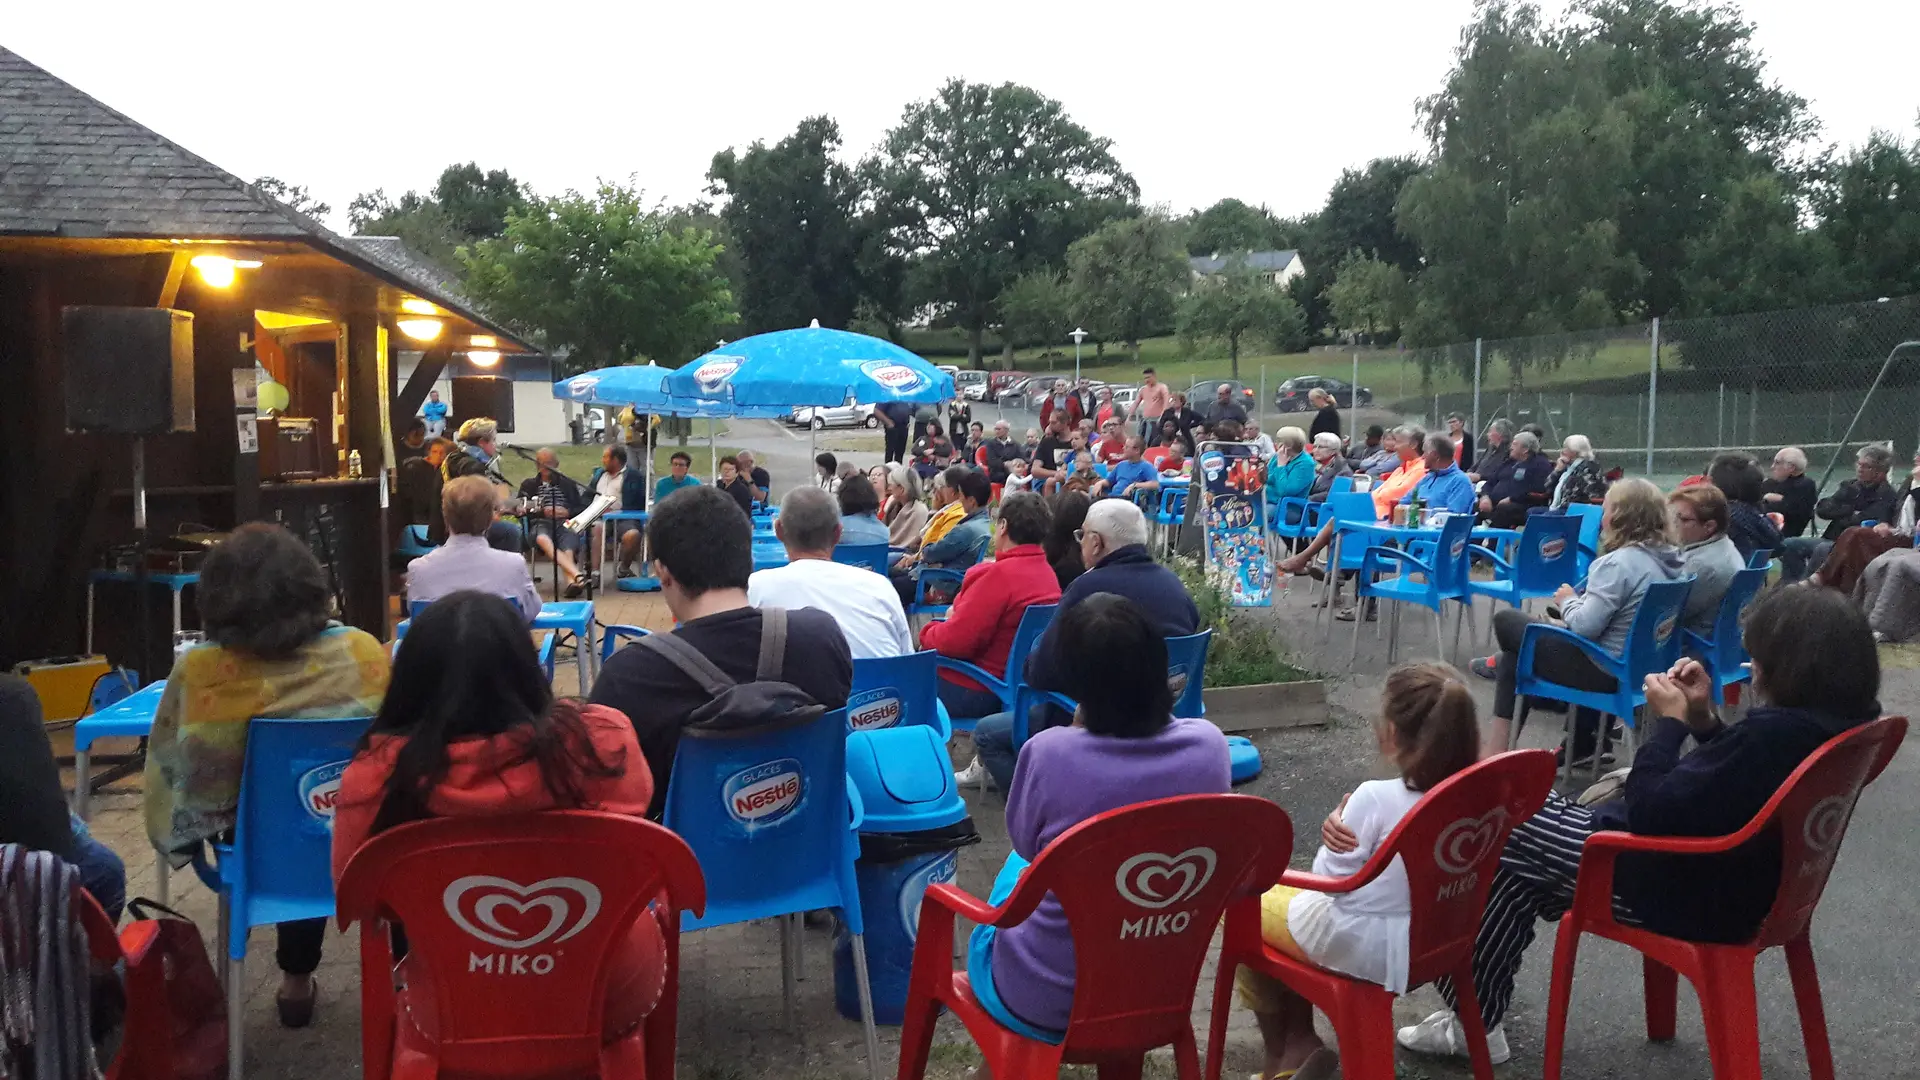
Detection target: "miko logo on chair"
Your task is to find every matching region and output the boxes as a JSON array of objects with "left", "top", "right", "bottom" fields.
[
  {"left": 847, "top": 688, "right": 904, "bottom": 732},
  {"left": 444, "top": 875, "right": 603, "bottom": 976},
  {"left": 1433, "top": 808, "right": 1509, "bottom": 900},
  {"left": 1115, "top": 847, "right": 1217, "bottom": 940}
]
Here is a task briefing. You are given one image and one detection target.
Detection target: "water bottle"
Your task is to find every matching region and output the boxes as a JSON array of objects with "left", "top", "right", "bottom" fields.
[{"left": 348, "top": 449, "right": 363, "bottom": 479}]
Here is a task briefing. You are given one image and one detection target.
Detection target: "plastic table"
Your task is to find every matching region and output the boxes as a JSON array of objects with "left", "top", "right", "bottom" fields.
[
  {"left": 87, "top": 569, "right": 198, "bottom": 654},
  {"left": 532, "top": 601, "right": 598, "bottom": 694},
  {"left": 72, "top": 678, "right": 171, "bottom": 901}
]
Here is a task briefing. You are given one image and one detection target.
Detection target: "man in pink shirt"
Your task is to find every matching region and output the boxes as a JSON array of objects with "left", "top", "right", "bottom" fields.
[{"left": 1130, "top": 367, "right": 1173, "bottom": 442}]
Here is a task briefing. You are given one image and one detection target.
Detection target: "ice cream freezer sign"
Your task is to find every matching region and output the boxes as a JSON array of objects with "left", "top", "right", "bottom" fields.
[{"left": 724, "top": 758, "right": 805, "bottom": 829}]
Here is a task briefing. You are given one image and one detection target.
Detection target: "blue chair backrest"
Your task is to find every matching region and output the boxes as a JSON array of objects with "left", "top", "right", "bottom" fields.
[
  {"left": 1747, "top": 547, "right": 1773, "bottom": 569},
  {"left": 600, "top": 624, "right": 652, "bottom": 662},
  {"left": 1166, "top": 630, "right": 1212, "bottom": 717},
  {"left": 849, "top": 651, "right": 944, "bottom": 734},
  {"left": 410, "top": 596, "right": 522, "bottom": 620},
  {"left": 229, "top": 715, "right": 373, "bottom": 955},
  {"left": 1428, "top": 512, "right": 1476, "bottom": 596},
  {"left": 1329, "top": 474, "right": 1355, "bottom": 495},
  {"left": 662, "top": 707, "right": 861, "bottom": 933},
  {"left": 87, "top": 668, "right": 139, "bottom": 714},
  {"left": 1623, "top": 578, "right": 1694, "bottom": 686},
  {"left": 1700, "top": 567, "right": 1767, "bottom": 663},
  {"left": 1326, "top": 490, "right": 1377, "bottom": 526},
  {"left": 831, "top": 543, "right": 890, "bottom": 574},
  {"left": 1513, "top": 513, "right": 1584, "bottom": 594},
  {"left": 1567, "top": 503, "right": 1603, "bottom": 558},
  {"left": 1008, "top": 604, "right": 1059, "bottom": 678},
  {"left": 1158, "top": 487, "right": 1187, "bottom": 518}
]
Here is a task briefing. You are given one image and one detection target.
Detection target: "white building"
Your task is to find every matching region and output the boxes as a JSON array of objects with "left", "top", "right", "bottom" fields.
[{"left": 1188, "top": 249, "right": 1306, "bottom": 289}]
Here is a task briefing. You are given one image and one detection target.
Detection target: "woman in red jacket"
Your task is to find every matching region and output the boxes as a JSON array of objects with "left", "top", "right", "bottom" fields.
[
  {"left": 332, "top": 591, "right": 663, "bottom": 1041},
  {"left": 920, "top": 492, "right": 1063, "bottom": 722}
]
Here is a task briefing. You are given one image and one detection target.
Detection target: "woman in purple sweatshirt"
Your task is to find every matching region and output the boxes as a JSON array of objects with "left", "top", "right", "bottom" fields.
[{"left": 967, "top": 594, "right": 1232, "bottom": 1039}]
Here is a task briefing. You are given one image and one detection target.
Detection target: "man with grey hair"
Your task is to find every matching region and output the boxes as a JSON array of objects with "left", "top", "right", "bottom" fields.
[
  {"left": 1479, "top": 428, "right": 1553, "bottom": 528},
  {"left": 1779, "top": 443, "right": 1900, "bottom": 581},
  {"left": 747, "top": 486, "right": 913, "bottom": 659},
  {"left": 516, "top": 447, "right": 588, "bottom": 596},
  {"left": 981, "top": 418, "right": 1020, "bottom": 484},
  {"left": 962, "top": 497, "right": 1199, "bottom": 790},
  {"left": 1763, "top": 445, "right": 1818, "bottom": 538},
  {"left": 1040, "top": 378, "right": 1083, "bottom": 429},
  {"left": 1468, "top": 418, "right": 1514, "bottom": 482}
]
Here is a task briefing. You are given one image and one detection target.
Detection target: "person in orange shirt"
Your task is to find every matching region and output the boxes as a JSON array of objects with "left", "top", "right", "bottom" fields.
[
  {"left": 1277, "top": 425, "right": 1427, "bottom": 574},
  {"left": 332, "top": 591, "right": 662, "bottom": 1043}
]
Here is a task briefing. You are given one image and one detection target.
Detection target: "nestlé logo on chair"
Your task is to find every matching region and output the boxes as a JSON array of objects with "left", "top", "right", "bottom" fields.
[
  {"left": 298, "top": 760, "right": 348, "bottom": 825},
  {"left": 847, "top": 688, "right": 904, "bottom": 732},
  {"left": 724, "top": 758, "right": 804, "bottom": 827}
]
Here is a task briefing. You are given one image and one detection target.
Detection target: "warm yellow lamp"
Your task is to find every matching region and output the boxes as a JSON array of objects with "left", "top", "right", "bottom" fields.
[{"left": 396, "top": 318, "right": 444, "bottom": 342}]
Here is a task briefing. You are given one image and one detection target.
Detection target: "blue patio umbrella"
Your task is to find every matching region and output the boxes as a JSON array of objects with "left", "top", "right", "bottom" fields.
[{"left": 665, "top": 323, "right": 954, "bottom": 410}]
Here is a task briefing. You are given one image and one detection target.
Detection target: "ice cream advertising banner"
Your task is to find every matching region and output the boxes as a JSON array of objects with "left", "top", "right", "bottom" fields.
[{"left": 1199, "top": 441, "right": 1273, "bottom": 607}]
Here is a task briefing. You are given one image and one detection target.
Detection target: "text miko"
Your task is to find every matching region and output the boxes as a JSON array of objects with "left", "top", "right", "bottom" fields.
[
  {"left": 469, "top": 952, "right": 560, "bottom": 975},
  {"left": 1120, "top": 910, "right": 1196, "bottom": 940}
]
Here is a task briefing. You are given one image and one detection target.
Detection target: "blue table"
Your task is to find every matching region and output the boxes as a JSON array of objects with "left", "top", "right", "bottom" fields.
[
  {"left": 71, "top": 678, "right": 172, "bottom": 900},
  {"left": 87, "top": 569, "right": 199, "bottom": 654},
  {"left": 532, "top": 601, "right": 598, "bottom": 694}
]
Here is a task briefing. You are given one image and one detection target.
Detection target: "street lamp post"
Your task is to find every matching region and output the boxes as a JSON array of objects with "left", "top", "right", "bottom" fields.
[{"left": 1069, "top": 327, "right": 1088, "bottom": 384}]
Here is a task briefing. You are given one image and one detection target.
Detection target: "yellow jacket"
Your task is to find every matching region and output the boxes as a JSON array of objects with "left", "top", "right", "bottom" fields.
[{"left": 921, "top": 500, "right": 966, "bottom": 549}]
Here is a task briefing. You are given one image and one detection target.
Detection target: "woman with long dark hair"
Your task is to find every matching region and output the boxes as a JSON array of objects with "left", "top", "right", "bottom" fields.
[
  {"left": 330, "top": 591, "right": 664, "bottom": 1037},
  {"left": 1043, "top": 490, "right": 1091, "bottom": 588}
]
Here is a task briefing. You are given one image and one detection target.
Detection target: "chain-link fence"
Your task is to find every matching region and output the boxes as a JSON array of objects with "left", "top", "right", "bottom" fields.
[{"left": 1383, "top": 294, "right": 1920, "bottom": 489}]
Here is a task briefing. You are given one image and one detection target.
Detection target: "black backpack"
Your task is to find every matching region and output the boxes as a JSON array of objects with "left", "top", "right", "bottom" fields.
[{"left": 635, "top": 608, "right": 827, "bottom": 737}]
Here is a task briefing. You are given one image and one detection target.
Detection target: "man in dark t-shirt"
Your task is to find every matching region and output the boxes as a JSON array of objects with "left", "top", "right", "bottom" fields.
[
  {"left": 589, "top": 486, "right": 851, "bottom": 815},
  {"left": 1031, "top": 414, "right": 1075, "bottom": 493}
]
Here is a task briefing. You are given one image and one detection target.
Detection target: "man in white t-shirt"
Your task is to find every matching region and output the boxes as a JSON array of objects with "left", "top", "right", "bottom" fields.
[{"left": 747, "top": 486, "right": 913, "bottom": 659}]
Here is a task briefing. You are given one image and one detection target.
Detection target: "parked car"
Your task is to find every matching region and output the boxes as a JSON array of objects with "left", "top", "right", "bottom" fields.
[
  {"left": 786, "top": 402, "right": 879, "bottom": 429},
  {"left": 955, "top": 370, "right": 990, "bottom": 400},
  {"left": 1274, "top": 375, "right": 1373, "bottom": 411},
  {"left": 1186, "top": 379, "right": 1258, "bottom": 413},
  {"left": 985, "top": 370, "right": 1028, "bottom": 402},
  {"left": 998, "top": 376, "right": 1041, "bottom": 407}
]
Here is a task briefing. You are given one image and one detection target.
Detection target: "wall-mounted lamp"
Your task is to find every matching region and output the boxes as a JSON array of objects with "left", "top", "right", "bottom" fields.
[
  {"left": 396, "top": 317, "right": 444, "bottom": 342},
  {"left": 189, "top": 255, "right": 262, "bottom": 288},
  {"left": 467, "top": 350, "right": 501, "bottom": 368},
  {"left": 400, "top": 298, "right": 439, "bottom": 316}
]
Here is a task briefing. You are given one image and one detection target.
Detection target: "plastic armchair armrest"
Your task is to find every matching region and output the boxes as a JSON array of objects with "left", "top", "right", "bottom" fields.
[
  {"left": 1360, "top": 544, "right": 1435, "bottom": 580},
  {"left": 1681, "top": 628, "right": 1715, "bottom": 656},
  {"left": 1277, "top": 840, "right": 1403, "bottom": 897},
  {"left": 921, "top": 881, "right": 1003, "bottom": 927},
  {"left": 933, "top": 656, "right": 1012, "bottom": 701},
  {"left": 846, "top": 776, "right": 866, "bottom": 833},
  {"left": 1466, "top": 545, "right": 1515, "bottom": 574},
  {"left": 1012, "top": 686, "right": 1078, "bottom": 745},
  {"left": 915, "top": 568, "right": 965, "bottom": 604},
  {"left": 1566, "top": 827, "right": 1755, "bottom": 917},
  {"left": 538, "top": 630, "right": 557, "bottom": 674},
  {"left": 1516, "top": 622, "right": 1624, "bottom": 686}
]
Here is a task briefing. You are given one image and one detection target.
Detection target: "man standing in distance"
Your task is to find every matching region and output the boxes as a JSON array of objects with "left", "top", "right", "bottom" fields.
[
  {"left": 877, "top": 400, "right": 913, "bottom": 464},
  {"left": 1132, "top": 367, "right": 1172, "bottom": 443}
]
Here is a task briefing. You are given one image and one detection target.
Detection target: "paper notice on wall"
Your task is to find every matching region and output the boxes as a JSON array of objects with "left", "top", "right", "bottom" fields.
[
  {"left": 232, "top": 368, "right": 258, "bottom": 410},
  {"left": 236, "top": 414, "right": 259, "bottom": 454}
]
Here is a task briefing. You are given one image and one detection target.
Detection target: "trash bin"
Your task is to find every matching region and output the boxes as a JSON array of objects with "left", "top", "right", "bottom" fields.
[{"left": 834, "top": 726, "right": 979, "bottom": 1024}]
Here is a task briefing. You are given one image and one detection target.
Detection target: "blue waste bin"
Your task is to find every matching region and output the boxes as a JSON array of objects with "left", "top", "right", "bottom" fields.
[{"left": 834, "top": 725, "right": 979, "bottom": 1024}]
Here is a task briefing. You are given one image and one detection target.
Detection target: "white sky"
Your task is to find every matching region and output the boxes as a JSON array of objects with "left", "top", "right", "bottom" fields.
[{"left": 8, "top": 1, "right": 1918, "bottom": 232}]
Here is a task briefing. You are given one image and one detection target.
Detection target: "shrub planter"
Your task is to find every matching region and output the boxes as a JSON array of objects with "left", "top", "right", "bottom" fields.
[{"left": 1203, "top": 679, "right": 1329, "bottom": 732}]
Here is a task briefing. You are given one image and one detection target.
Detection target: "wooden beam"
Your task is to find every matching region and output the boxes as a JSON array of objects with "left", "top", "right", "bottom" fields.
[
  {"left": 392, "top": 347, "right": 450, "bottom": 449},
  {"left": 155, "top": 251, "right": 189, "bottom": 308}
]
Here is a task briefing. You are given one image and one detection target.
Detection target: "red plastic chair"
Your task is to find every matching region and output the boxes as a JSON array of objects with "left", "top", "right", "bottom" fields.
[
  {"left": 899, "top": 794, "right": 1295, "bottom": 1080},
  {"left": 336, "top": 811, "right": 707, "bottom": 1080},
  {"left": 1204, "top": 750, "right": 1558, "bottom": 1080},
  {"left": 1542, "top": 715, "right": 1907, "bottom": 1080}
]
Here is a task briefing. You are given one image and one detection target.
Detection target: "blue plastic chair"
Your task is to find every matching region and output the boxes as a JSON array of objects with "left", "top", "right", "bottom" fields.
[
  {"left": 1466, "top": 512, "right": 1583, "bottom": 618},
  {"left": 1011, "top": 628, "right": 1214, "bottom": 748},
  {"left": 1150, "top": 486, "right": 1188, "bottom": 554},
  {"left": 403, "top": 597, "right": 553, "bottom": 672},
  {"left": 599, "top": 623, "right": 652, "bottom": 663},
  {"left": 1274, "top": 474, "right": 1354, "bottom": 545},
  {"left": 849, "top": 651, "right": 953, "bottom": 738},
  {"left": 1683, "top": 566, "right": 1768, "bottom": 705},
  {"left": 191, "top": 715, "right": 373, "bottom": 1080},
  {"left": 395, "top": 523, "right": 436, "bottom": 560},
  {"left": 1352, "top": 512, "right": 1475, "bottom": 666},
  {"left": 532, "top": 600, "right": 598, "bottom": 695},
  {"left": 1566, "top": 503, "right": 1604, "bottom": 578},
  {"left": 909, "top": 567, "right": 965, "bottom": 622},
  {"left": 832, "top": 542, "right": 891, "bottom": 574},
  {"left": 661, "top": 707, "right": 881, "bottom": 1079},
  {"left": 1310, "top": 491, "right": 1381, "bottom": 624},
  {"left": 1746, "top": 547, "right": 1773, "bottom": 569},
  {"left": 932, "top": 604, "right": 1059, "bottom": 728},
  {"left": 1513, "top": 577, "right": 1694, "bottom": 780}
]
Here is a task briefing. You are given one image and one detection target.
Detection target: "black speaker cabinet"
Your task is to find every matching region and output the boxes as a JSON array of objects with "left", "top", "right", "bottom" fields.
[
  {"left": 63, "top": 306, "right": 196, "bottom": 434},
  {"left": 451, "top": 375, "right": 515, "bottom": 433}
]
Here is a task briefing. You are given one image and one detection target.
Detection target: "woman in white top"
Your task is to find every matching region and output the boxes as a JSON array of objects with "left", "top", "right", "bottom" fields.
[
  {"left": 1236, "top": 664, "right": 1481, "bottom": 1080},
  {"left": 814, "top": 452, "right": 842, "bottom": 494}
]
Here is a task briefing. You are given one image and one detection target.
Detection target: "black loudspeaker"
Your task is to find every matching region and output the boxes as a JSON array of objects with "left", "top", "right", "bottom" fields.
[
  {"left": 63, "top": 306, "right": 196, "bottom": 434},
  {"left": 451, "top": 375, "right": 515, "bottom": 433}
]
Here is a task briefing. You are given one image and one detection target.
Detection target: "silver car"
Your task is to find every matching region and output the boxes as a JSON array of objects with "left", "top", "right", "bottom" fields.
[{"left": 787, "top": 402, "right": 879, "bottom": 430}]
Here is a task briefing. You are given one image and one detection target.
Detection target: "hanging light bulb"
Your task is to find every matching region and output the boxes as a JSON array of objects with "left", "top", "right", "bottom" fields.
[
  {"left": 468, "top": 350, "right": 501, "bottom": 367},
  {"left": 190, "top": 255, "right": 237, "bottom": 288},
  {"left": 396, "top": 318, "right": 444, "bottom": 342}
]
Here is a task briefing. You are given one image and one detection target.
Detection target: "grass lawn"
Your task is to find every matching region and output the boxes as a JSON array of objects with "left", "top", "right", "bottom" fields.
[{"left": 497, "top": 442, "right": 744, "bottom": 489}]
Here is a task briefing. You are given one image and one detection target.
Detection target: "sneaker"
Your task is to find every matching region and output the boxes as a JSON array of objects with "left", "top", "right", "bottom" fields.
[
  {"left": 954, "top": 757, "right": 987, "bottom": 789},
  {"left": 1469, "top": 656, "right": 1497, "bottom": 680},
  {"left": 1396, "top": 1009, "right": 1510, "bottom": 1066}
]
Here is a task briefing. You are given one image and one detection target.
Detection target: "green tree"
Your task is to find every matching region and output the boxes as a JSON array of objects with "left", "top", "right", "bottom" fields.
[
  {"left": 997, "top": 270, "right": 1073, "bottom": 360},
  {"left": 1680, "top": 171, "right": 1841, "bottom": 319},
  {"left": 432, "top": 163, "right": 530, "bottom": 241},
  {"left": 461, "top": 181, "right": 738, "bottom": 374},
  {"left": 348, "top": 163, "right": 528, "bottom": 264},
  {"left": 253, "top": 177, "right": 332, "bottom": 219},
  {"left": 1176, "top": 266, "right": 1307, "bottom": 377},
  {"left": 708, "top": 116, "right": 864, "bottom": 335},
  {"left": 1812, "top": 130, "right": 1920, "bottom": 302},
  {"left": 1067, "top": 214, "right": 1188, "bottom": 362},
  {"left": 868, "top": 79, "right": 1137, "bottom": 368},
  {"left": 1183, "top": 198, "right": 1299, "bottom": 255},
  {"left": 1324, "top": 252, "right": 1411, "bottom": 342}
]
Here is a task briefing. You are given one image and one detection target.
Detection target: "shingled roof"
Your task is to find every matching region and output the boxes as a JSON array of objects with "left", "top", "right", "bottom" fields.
[{"left": 0, "top": 45, "right": 528, "bottom": 346}]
